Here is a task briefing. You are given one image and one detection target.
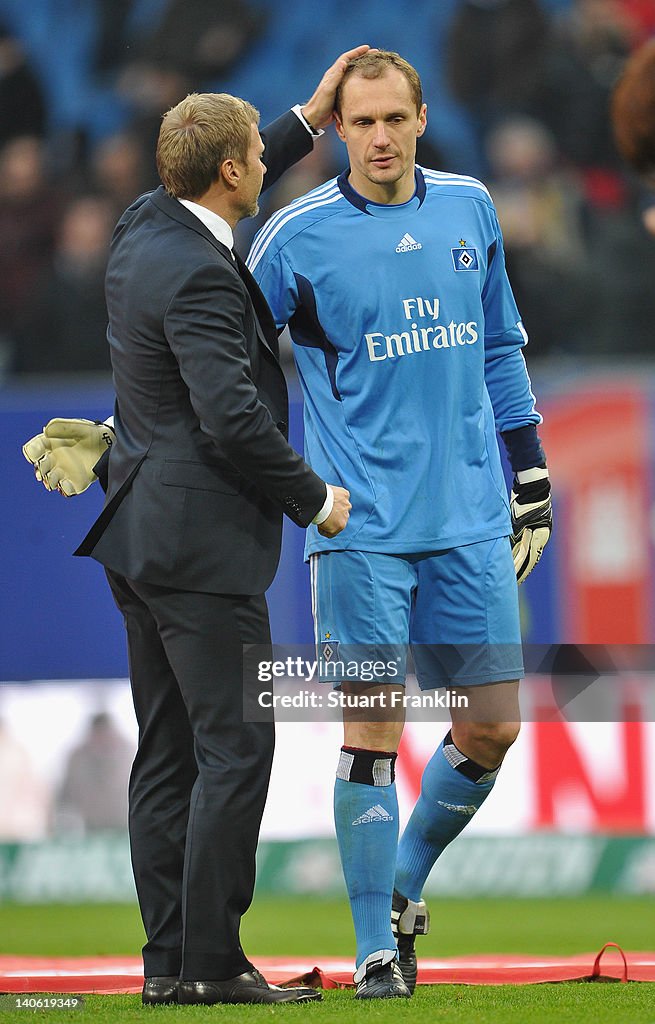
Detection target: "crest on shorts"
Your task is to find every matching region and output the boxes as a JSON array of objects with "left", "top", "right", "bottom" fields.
[{"left": 321, "top": 632, "right": 340, "bottom": 662}]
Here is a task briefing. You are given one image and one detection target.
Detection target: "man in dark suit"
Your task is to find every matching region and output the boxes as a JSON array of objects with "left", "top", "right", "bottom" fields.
[{"left": 29, "top": 53, "right": 358, "bottom": 1006}]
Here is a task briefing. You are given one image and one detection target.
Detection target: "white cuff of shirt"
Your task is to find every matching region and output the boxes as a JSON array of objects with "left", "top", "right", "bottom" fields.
[
  {"left": 103, "top": 416, "right": 115, "bottom": 429},
  {"left": 291, "top": 104, "right": 324, "bottom": 138},
  {"left": 312, "top": 484, "right": 333, "bottom": 525}
]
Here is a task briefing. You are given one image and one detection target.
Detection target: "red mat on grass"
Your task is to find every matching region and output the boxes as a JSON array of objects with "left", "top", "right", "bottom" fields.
[{"left": 1, "top": 946, "right": 654, "bottom": 992}]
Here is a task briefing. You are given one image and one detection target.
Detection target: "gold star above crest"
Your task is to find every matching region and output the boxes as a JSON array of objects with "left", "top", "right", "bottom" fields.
[
  {"left": 324, "top": 632, "right": 331, "bottom": 640},
  {"left": 459, "top": 238, "right": 467, "bottom": 247}
]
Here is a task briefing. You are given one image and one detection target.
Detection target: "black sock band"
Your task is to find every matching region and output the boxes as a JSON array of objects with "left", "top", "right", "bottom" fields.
[
  {"left": 442, "top": 730, "right": 500, "bottom": 784},
  {"left": 337, "top": 746, "right": 397, "bottom": 786}
]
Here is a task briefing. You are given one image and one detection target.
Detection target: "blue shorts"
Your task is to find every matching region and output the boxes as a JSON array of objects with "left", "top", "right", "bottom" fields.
[{"left": 309, "top": 538, "right": 523, "bottom": 689}]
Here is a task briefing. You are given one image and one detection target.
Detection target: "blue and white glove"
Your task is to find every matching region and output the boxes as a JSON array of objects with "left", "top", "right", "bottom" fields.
[{"left": 510, "top": 467, "right": 552, "bottom": 584}]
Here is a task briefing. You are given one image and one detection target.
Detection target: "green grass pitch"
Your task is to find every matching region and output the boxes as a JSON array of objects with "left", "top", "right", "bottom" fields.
[{"left": 0, "top": 896, "right": 653, "bottom": 1023}]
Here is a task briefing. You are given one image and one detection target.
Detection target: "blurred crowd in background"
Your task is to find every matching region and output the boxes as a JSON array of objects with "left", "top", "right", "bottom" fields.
[
  {"left": 1, "top": 0, "right": 655, "bottom": 379},
  {"left": 0, "top": 711, "right": 132, "bottom": 839}
]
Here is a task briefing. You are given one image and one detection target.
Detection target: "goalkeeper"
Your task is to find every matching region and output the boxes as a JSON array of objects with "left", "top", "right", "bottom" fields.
[
  {"left": 24, "top": 50, "right": 552, "bottom": 1002},
  {"left": 245, "top": 50, "right": 551, "bottom": 1000}
]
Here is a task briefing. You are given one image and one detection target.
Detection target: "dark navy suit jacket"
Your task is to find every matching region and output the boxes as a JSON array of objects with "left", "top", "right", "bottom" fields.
[{"left": 76, "top": 111, "right": 326, "bottom": 594}]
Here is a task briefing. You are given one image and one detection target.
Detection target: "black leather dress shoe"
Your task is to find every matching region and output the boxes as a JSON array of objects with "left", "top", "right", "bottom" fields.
[
  {"left": 142, "top": 975, "right": 179, "bottom": 1005},
  {"left": 178, "top": 968, "right": 321, "bottom": 1004}
]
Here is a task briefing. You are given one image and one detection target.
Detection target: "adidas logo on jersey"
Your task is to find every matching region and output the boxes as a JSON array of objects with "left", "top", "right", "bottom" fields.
[
  {"left": 352, "top": 804, "right": 393, "bottom": 826},
  {"left": 395, "top": 233, "right": 422, "bottom": 253}
]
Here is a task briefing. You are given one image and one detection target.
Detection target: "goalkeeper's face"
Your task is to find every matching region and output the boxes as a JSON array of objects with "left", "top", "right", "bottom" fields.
[{"left": 335, "top": 68, "right": 427, "bottom": 204}]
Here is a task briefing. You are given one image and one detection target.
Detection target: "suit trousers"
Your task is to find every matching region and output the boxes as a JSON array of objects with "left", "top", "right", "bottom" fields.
[{"left": 106, "top": 570, "right": 275, "bottom": 980}]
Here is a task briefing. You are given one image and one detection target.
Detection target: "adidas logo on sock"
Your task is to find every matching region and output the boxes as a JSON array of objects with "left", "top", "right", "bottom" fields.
[
  {"left": 395, "top": 232, "right": 422, "bottom": 253},
  {"left": 352, "top": 804, "right": 393, "bottom": 826}
]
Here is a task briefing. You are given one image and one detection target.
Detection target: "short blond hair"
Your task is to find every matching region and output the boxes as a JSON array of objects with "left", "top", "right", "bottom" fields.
[
  {"left": 336, "top": 51, "right": 423, "bottom": 116},
  {"left": 156, "top": 92, "right": 260, "bottom": 199}
]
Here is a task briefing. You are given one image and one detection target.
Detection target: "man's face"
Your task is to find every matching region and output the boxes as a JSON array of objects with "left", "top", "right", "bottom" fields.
[
  {"left": 335, "top": 69, "right": 427, "bottom": 203},
  {"left": 237, "top": 122, "right": 266, "bottom": 218}
]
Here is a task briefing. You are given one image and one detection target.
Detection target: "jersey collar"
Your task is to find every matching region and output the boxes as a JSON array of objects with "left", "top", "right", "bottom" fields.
[{"left": 337, "top": 166, "right": 426, "bottom": 214}]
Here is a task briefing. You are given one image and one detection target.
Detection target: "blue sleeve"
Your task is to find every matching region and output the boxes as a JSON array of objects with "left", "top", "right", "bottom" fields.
[
  {"left": 247, "top": 238, "right": 299, "bottom": 331},
  {"left": 483, "top": 209, "right": 542, "bottom": 432}
]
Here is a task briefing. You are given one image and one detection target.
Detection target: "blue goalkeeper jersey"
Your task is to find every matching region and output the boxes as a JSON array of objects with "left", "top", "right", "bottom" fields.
[{"left": 247, "top": 166, "right": 541, "bottom": 558}]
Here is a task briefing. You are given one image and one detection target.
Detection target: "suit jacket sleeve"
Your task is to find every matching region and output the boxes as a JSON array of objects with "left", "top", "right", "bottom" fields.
[
  {"left": 165, "top": 260, "right": 326, "bottom": 526},
  {"left": 93, "top": 449, "right": 110, "bottom": 492},
  {"left": 260, "top": 110, "right": 315, "bottom": 193}
]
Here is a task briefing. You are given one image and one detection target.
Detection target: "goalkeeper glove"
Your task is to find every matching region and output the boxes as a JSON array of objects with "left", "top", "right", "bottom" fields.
[
  {"left": 22, "top": 417, "right": 114, "bottom": 496},
  {"left": 510, "top": 467, "right": 552, "bottom": 584}
]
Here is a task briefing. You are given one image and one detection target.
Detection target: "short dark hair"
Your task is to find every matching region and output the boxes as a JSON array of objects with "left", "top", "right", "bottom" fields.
[
  {"left": 335, "top": 51, "right": 423, "bottom": 117},
  {"left": 156, "top": 92, "right": 259, "bottom": 200},
  {"left": 611, "top": 38, "right": 655, "bottom": 177}
]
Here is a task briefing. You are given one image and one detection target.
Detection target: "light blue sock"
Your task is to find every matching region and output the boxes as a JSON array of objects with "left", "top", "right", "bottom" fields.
[
  {"left": 334, "top": 747, "right": 398, "bottom": 969},
  {"left": 395, "top": 732, "right": 499, "bottom": 901}
]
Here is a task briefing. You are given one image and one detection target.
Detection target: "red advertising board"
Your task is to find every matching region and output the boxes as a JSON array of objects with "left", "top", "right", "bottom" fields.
[{"left": 539, "top": 386, "right": 653, "bottom": 644}]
